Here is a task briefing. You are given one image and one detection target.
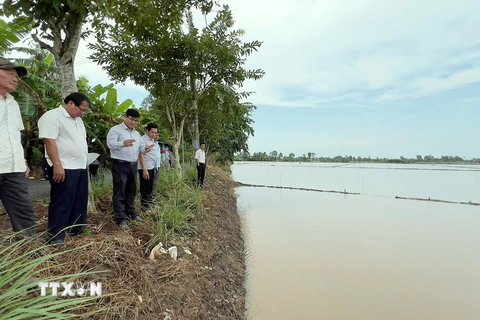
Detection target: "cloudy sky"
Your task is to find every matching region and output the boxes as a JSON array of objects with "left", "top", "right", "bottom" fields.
[{"left": 74, "top": 0, "right": 480, "bottom": 159}]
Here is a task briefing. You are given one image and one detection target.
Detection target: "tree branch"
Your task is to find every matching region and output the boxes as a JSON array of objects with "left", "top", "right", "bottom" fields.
[
  {"left": 51, "top": 25, "right": 63, "bottom": 56},
  {"left": 31, "top": 33, "right": 53, "bottom": 53},
  {"left": 61, "top": 20, "right": 83, "bottom": 62}
]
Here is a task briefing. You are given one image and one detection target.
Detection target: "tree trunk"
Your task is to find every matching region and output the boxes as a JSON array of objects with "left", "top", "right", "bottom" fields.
[
  {"left": 53, "top": 21, "right": 82, "bottom": 98},
  {"left": 32, "top": 20, "right": 83, "bottom": 98},
  {"left": 31, "top": 16, "right": 96, "bottom": 213},
  {"left": 188, "top": 12, "right": 200, "bottom": 156},
  {"left": 57, "top": 61, "right": 78, "bottom": 98},
  {"left": 173, "top": 138, "right": 182, "bottom": 173},
  {"left": 172, "top": 118, "right": 186, "bottom": 173}
]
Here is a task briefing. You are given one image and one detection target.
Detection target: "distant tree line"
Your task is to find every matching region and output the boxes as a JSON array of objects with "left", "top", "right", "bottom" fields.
[{"left": 234, "top": 151, "right": 480, "bottom": 164}]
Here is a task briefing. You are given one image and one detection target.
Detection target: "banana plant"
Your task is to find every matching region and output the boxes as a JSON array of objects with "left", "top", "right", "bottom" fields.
[
  {"left": 0, "top": 16, "right": 32, "bottom": 53},
  {"left": 78, "top": 77, "right": 135, "bottom": 164}
]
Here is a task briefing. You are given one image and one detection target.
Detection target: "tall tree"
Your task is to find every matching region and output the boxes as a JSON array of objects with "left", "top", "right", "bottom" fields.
[
  {"left": 1, "top": 0, "right": 168, "bottom": 97},
  {"left": 195, "top": 83, "right": 256, "bottom": 163},
  {"left": 1, "top": 0, "right": 98, "bottom": 97},
  {"left": 89, "top": 3, "right": 264, "bottom": 171}
]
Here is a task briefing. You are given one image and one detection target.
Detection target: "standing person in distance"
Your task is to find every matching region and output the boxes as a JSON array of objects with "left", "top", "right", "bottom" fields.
[
  {"left": 38, "top": 92, "right": 91, "bottom": 247},
  {"left": 106, "top": 109, "right": 155, "bottom": 230},
  {"left": 0, "top": 57, "right": 36, "bottom": 238},
  {"left": 195, "top": 142, "right": 206, "bottom": 187}
]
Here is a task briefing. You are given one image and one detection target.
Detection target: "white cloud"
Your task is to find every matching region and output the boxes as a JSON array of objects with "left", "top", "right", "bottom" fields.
[
  {"left": 375, "top": 67, "right": 480, "bottom": 101},
  {"left": 227, "top": 0, "right": 480, "bottom": 107}
]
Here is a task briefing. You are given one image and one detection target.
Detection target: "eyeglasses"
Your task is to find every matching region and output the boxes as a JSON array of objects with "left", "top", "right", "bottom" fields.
[
  {"left": 127, "top": 116, "right": 139, "bottom": 123},
  {"left": 76, "top": 105, "right": 89, "bottom": 113}
]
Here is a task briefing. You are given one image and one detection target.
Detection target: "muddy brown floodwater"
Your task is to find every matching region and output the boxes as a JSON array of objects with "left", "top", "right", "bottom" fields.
[{"left": 234, "top": 162, "right": 480, "bottom": 320}]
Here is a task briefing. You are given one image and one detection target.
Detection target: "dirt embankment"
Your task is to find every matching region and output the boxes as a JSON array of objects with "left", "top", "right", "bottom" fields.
[{"left": 0, "top": 165, "right": 246, "bottom": 320}]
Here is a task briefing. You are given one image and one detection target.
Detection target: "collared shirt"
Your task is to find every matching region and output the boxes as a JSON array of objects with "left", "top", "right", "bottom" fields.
[
  {"left": 195, "top": 148, "right": 206, "bottom": 163},
  {"left": 137, "top": 134, "right": 159, "bottom": 170},
  {"left": 0, "top": 93, "right": 26, "bottom": 174},
  {"left": 38, "top": 106, "right": 88, "bottom": 169},
  {"left": 107, "top": 122, "right": 146, "bottom": 162}
]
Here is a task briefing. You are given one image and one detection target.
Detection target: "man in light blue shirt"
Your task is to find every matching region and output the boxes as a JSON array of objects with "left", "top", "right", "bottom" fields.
[
  {"left": 106, "top": 109, "right": 154, "bottom": 230},
  {"left": 138, "top": 123, "right": 160, "bottom": 211}
]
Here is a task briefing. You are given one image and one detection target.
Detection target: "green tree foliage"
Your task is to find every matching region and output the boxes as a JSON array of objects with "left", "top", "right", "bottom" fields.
[
  {"left": 236, "top": 152, "right": 479, "bottom": 164},
  {"left": 11, "top": 49, "right": 60, "bottom": 118},
  {"left": 1, "top": 0, "right": 101, "bottom": 97},
  {"left": 196, "top": 83, "right": 256, "bottom": 163},
  {"left": 89, "top": 3, "right": 264, "bottom": 170},
  {"left": 0, "top": 16, "right": 31, "bottom": 53}
]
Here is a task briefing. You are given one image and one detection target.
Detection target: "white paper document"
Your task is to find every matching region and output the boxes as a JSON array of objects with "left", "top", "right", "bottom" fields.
[{"left": 87, "top": 153, "right": 100, "bottom": 165}]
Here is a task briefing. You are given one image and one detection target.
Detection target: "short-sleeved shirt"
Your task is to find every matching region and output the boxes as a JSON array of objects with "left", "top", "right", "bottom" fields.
[
  {"left": 106, "top": 123, "right": 146, "bottom": 162},
  {"left": 38, "top": 106, "right": 88, "bottom": 169},
  {"left": 0, "top": 93, "right": 26, "bottom": 174},
  {"left": 137, "top": 134, "right": 159, "bottom": 170},
  {"left": 195, "top": 149, "right": 206, "bottom": 163}
]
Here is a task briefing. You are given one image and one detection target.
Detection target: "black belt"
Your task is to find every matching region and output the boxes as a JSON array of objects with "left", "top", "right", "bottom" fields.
[
  {"left": 138, "top": 168, "right": 159, "bottom": 171},
  {"left": 113, "top": 159, "right": 137, "bottom": 165}
]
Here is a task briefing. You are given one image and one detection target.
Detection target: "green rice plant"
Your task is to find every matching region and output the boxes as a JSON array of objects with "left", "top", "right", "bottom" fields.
[{"left": 0, "top": 234, "right": 107, "bottom": 319}]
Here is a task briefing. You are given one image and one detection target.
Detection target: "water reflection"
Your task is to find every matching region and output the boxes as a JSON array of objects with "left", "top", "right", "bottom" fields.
[{"left": 236, "top": 164, "right": 480, "bottom": 320}]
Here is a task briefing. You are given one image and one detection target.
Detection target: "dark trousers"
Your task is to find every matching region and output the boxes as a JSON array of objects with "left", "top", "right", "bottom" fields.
[
  {"left": 112, "top": 160, "right": 138, "bottom": 223},
  {"left": 0, "top": 172, "right": 36, "bottom": 236},
  {"left": 197, "top": 163, "right": 206, "bottom": 186},
  {"left": 138, "top": 169, "right": 158, "bottom": 210},
  {"left": 47, "top": 167, "right": 88, "bottom": 242}
]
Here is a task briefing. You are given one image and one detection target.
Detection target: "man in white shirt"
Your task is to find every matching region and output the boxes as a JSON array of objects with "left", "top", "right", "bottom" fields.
[
  {"left": 38, "top": 92, "right": 91, "bottom": 247},
  {"left": 0, "top": 57, "right": 36, "bottom": 238},
  {"left": 195, "top": 142, "right": 206, "bottom": 187},
  {"left": 107, "top": 109, "right": 154, "bottom": 230},
  {"left": 138, "top": 123, "right": 160, "bottom": 211}
]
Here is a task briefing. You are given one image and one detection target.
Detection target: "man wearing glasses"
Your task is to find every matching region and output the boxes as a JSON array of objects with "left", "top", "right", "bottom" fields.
[
  {"left": 138, "top": 123, "right": 161, "bottom": 212},
  {"left": 107, "top": 109, "right": 155, "bottom": 230},
  {"left": 38, "top": 92, "right": 91, "bottom": 247}
]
